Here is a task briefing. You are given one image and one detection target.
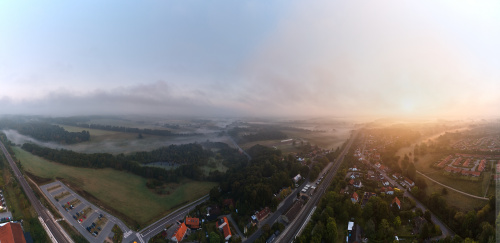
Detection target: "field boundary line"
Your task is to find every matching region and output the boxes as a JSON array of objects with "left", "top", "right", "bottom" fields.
[{"left": 417, "top": 171, "right": 488, "bottom": 200}]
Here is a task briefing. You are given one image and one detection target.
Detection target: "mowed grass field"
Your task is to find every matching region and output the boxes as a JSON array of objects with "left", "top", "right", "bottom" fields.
[
  {"left": 13, "top": 146, "right": 217, "bottom": 226},
  {"left": 417, "top": 173, "right": 488, "bottom": 211},
  {"left": 413, "top": 153, "right": 492, "bottom": 197}
]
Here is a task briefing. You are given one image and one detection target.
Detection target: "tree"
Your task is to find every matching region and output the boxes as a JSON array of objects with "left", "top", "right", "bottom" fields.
[
  {"left": 424, "top": 210, "right": 432, "bottom": 223},
  {"left": 325, "top": 217, "right": 338, "bottom": 242},
  {"left": 262, "top": 224, "right": 271, "bottom": 233},
  {"left": 378, "top": 219, "right": 391, "bottom": 240},
  {"left": 393, "top": 216, "right": 401, "bottom": 229},
  {"left": 442, "top": 187, "right": 448, "bottom": 195},
  {"left": 209, "top": 232, "right": 221, "bottom": 243}
]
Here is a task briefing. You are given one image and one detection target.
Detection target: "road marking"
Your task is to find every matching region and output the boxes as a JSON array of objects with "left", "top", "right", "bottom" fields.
[{"left": 136, "top": 232, "right": 145, "bottom": 243}]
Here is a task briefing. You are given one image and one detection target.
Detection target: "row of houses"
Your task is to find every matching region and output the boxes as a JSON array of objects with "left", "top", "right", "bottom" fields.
[{"left": 445, "top": 166, "right": 481, "bottom": 177}]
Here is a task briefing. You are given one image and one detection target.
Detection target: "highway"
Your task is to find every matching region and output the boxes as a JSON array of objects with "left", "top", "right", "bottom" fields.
[
  {"left": 276, "top": 130, "right": 358, "bottom": 243},
  {"left": 134, "top": 195, "right": 210, "bottom": 243},
  {"left": 0, "top": 141, "right": 72, "bottom": 243}
]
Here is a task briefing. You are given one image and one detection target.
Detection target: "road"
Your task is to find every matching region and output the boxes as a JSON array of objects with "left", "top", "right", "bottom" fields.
[
  {"left": 273, "top": 130, "right": 358, "bottom": 243},
  {"left": 0, "top": 141, "right": 72, "bottom": 243},
  {"left": 365, "top": 158, "right": 455, "bottom": 239},
  {"left": 134, "top": 195, "right": 210, "bottom": 243},
  {"left": 416, "top": 171, "right": 488, "bottom": 200}
]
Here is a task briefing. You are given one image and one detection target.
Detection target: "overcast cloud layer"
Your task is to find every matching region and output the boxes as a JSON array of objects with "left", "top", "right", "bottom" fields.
[{"left": 1, "top": 1, "right": 499, "bottom": 118}]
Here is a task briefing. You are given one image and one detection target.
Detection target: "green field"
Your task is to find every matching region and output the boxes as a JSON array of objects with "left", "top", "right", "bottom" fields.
[
  {"left": 58, "top": 125, "right": 211, "bottom": 154},
  {"left": 417, "top": 173, "right": 487, "bottom": 211},
  {"left": 13, "top": 146, "right": 217, "bottom": 226}
]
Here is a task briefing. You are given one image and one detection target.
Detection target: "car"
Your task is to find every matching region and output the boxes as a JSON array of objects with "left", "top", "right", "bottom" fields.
[
  {"left": 83, "top": 215, "right": 86, "bottom": 219},
  {"left": 73, "top": 216, "right": 77, "bottom": 220},
  {"left": 94, "top": 231, "right": 98, "bottom": 235},
  {"left": 92, "top": 232, "right": 96, "bottom": 236},
  {"left": 76, "top": 212, "right": 79, "bottom": 216},
  {"left": 99, "top": 214, "right": 103, "bottom": 218},
  {"left": 97, "top": 227, "right": 101, "bottom": 230},
  {"left": 92, "top": 222, "right": 96, "bottom": 226},
  {"left": 55, "top": 199, "right": 59, "bottom": 202}
]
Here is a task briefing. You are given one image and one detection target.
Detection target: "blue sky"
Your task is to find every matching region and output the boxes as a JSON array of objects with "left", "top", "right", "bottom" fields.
[{"left": 1, "top": 1, "right": 499, "bottom": 118}]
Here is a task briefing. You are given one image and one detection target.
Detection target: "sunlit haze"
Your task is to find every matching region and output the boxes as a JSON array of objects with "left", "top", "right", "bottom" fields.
[{"left": 1, "top": 1, "right": 499, "bottom": 119}]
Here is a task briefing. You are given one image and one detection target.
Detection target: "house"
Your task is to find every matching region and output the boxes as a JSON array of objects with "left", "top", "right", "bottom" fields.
[
  {"left": 349, "top": 166, "right": 358, "bottom": 171},
  {"left": 362, "top": 192, "right": 376, "bottom": 207},
  {"left": 185, "top": 217, "right": 200, "bottom": 229},
  {"left": 392, "top": 173, "right": 402, "bottom": 180},
  {"left": 461, "top": 170, "right": 481, "bottom": 177},
  {"left": 404, "top": 177, "right": 415, "bottom": 187},
  {"left": 478, "top": 160, "right": 486, "bottom": 172},
  {"left": 0, "top": 222, "right": 26, "bottom": 243},
  {"left": 353, "top": 180, "right": 362, "bottom": 188},
  {"left": 375, "top": 162, "right": 381, "bottom": 168},
  {"left": 382, "top": 180, "right": 390, "bottom": 186},
  {"left": 351, "top": 192, "right": 359, "bottom": 203},
  {"left": 386, "top": 187, "right": 394, "bottom": 195},
  {"left": 380, "top": 187, "right": 386, "bottom": 194},
  {"left": 413, "top": 216, "right": 428, "bottom": 234},
  {"left": 444, "top": 166, "right": 462, "bottom": 174},
  {"left": 391, "top": 197, "right": 401, "bottom": 209},
  {"left": 171, "top": 223, "right": 188, "bottom": 242},
  {"left": 293, "top": 174, "right": 302, "bottom": 183},
  {"left": 223, "top": 199, "right": 235, "bottom": 208},
  {"left": 256, "top": 207, "right": 271, "bottom": 222},
  {"left": 349, "top": 179, "right": 354, "bottom": 185},
  {"left": 216, "top": 217, "right": 232, "bottom": 240}
]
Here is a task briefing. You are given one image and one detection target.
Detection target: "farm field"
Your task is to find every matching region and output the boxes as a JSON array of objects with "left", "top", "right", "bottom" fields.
[
  {"left": 239, "top": 129, "right": 350, "bottom": 155},
  {"left": 13, "top": 146, "right": 217, "bottom": 226}
]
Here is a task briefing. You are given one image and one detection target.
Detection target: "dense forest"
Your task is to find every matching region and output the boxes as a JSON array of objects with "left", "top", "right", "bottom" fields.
[
  {"left": 21, "top": 142, "right": 247, "bottom": 183},
  {"left": 0, "top": 119, "right": 89, "bottom": 144}
]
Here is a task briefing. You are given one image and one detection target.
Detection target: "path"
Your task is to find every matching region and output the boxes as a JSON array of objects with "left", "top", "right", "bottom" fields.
[{"left": 416, "top": 171, "right": 488, "bottom": 201}]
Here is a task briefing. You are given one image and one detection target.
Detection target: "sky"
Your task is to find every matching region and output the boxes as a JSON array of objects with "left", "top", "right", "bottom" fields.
[{"left": 1, "top": 1, "right": 499, "bottom": 119}]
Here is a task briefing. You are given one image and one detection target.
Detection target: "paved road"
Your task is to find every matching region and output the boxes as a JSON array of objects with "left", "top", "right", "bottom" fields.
[
  {"left": 40, "top": 181, "right": 134, "bottom": 243},
  {"left": 366, "top": 159, "right": 455, "bottom": 239},
  {"left": 135, "top": 195, "right": 210, "bottom": 243},
  {"left": 0, "top": 141, "right": 72, "bottom": 243},
  {"left": 416, "top": 171, "right": 488, "bottom": 200},
  {"left": 274, "top": 130, "right": 358, "bottom": 243}
]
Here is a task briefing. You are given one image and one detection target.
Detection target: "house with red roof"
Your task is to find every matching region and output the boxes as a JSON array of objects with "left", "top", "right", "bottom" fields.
[
  {"left": 0, "top": 222, "right": 26, "bottom": 243},
  {"left": 478, "top": 160, "right": 486, "bottom": 172},
  {"left": 404, "top": 177, "right": 414, "bottom": 187},
  {"left": 171, "top": 222, "right": 188, "bottom": 242},
  {"left": 185, "top": 217, "right": 200, "bottom": 229},
  {"left": 386, "top": 187, "right": 394, "bottom": 195},
  {"left": 461, "top": 170, "right": 481, "bottom": 177},
  {"left": 391, "top": 197, "right": 401, "bottom": 209},
  {"left": 256, "top": 207, "right": 271, "bottom": 221},
  {"left": 216, "top": 217, "right": 232, "bottom": 241},
  {"left": 351, "top": 192, "right": 359, "bottom": 203}
]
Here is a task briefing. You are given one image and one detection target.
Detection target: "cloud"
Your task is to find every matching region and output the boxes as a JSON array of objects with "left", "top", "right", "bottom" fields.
[{"left": 0, "top": 81, "right": 240, "bottom": 117}]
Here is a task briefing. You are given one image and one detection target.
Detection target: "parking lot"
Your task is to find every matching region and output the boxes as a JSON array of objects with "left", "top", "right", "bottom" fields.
[{"left": 41, "top": 181, "right": 133, "bottom": 243}]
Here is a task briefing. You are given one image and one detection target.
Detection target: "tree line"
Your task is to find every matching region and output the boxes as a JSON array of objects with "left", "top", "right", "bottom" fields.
[
  {"left": 0, "top": 119, "right": 89, "bottom": 144},
  {"left": 21, "top": 142, "right": 247, "bottom": 183}
]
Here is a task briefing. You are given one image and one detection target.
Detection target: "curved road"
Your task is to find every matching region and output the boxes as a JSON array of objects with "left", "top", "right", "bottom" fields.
[
  {"left": 416, "top": 171, "right": 488, "bottom": 200},
  {"left": 0, "top": 141, "right": 72, "bottom": 243}
]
